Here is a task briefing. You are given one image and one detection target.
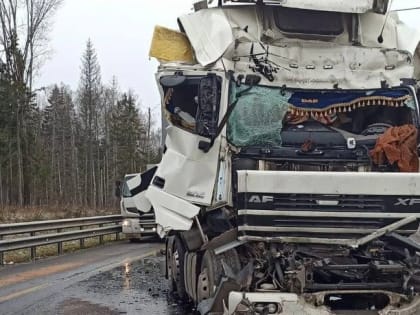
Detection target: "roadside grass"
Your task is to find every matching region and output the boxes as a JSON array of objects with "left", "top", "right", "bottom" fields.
[
  {"left": 0, "top": 205, "right": 119, "bottom": 224},
  {"left": 3, "top": 233, "right": 126, "bottom": 265}
]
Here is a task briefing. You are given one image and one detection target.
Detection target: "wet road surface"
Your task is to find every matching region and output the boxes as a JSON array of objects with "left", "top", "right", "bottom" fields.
[{"left": 0, "top": 240, "right": 194, "bottom": 315}]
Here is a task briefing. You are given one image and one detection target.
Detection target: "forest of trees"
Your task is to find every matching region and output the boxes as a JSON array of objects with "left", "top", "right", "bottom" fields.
[{"left": 0, "top": 1, "right": 161, "bottom": 209}]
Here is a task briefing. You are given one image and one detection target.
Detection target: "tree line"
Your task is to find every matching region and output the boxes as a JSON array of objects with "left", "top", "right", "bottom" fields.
[{"left": 0, "top": 1, "right": 161, "bottom": 209}]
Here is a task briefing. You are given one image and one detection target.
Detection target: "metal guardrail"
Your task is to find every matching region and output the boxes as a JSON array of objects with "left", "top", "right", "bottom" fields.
[{"left": 0, "top": 215, "right": 123, "bottom": 266}]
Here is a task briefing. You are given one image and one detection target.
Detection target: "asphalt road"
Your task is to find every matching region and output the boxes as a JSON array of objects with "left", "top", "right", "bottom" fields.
[{"left": 0, "top": 240, "right": 194, "bottom": 315}]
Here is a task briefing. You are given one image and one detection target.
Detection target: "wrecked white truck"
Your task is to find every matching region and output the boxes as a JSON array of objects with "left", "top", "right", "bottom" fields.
[{"left": 130, "top": 1, "right": 420, "bottom": 314}]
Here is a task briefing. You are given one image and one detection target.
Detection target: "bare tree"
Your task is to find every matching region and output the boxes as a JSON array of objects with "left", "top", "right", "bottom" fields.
[
  {"left": 0, "top": 0, "right": 62, "bottom": 87},
  {"left": 0, "top": 0, "right": 62, "bottom": 205}
]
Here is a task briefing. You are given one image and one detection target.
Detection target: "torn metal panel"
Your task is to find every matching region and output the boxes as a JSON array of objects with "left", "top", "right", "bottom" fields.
[
  {"left": 145, "top": 186, "right": 200, "bottom": 236},
  {"left": 178, "top": 6, "right": 419, "bottom": 88},
  {"left": 178, "top": 8, "right": 234, "bottom": 66},
  {"left": 354, "top": 216, "right": 416, "bottom": 246},
  {"left": 154, "top": 126, "right": 221, "bottom": 205}
]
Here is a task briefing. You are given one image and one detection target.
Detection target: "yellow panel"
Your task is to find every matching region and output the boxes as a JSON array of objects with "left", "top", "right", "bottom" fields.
[{"left": 149, "top": 25, "right": 195, "bottom": 63}]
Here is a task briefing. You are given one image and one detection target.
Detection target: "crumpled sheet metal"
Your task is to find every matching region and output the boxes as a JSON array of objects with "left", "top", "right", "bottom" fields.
[
  {"left": 153, "top": 126, "right": 221, "bottom": 205},
  {"left": 149, "top": 25, "right": 194, "bottom": 63},
  {"left": 178, "top": 9, "right": 234, "bottom": 66},
  {"left": 370, "top": 125, "right": 419, "bottom": 172}
]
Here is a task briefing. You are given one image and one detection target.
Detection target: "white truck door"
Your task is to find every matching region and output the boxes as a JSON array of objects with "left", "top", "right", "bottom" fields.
[
  {"left": 154, "top": 125, "right": 221, "bottom": 205},
  {"left": 146, "top": 74, "right": 224, "bottom": 235}
]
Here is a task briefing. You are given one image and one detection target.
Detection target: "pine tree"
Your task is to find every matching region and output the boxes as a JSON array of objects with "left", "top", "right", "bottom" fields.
[
  {"left": 41, "top": 85, "right": 77, "bottom": 205},
  {"left": 110, "top": 92, "right": 144, "bottom": 178},
  {"left": 77, "top": 39, "right": 103, "bottom": 208}
]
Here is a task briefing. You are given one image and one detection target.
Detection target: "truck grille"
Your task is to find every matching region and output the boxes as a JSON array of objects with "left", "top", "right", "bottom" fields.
[
  {"left": 237, "top": 193, "right": 420, "bottom": 245},
  {"left": 238, "top": 193, "right": 385, "bottom": 212}
]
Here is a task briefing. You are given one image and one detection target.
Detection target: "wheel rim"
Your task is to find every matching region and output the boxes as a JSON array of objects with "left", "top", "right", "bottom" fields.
[
  {"left": 172, "top": 248, "right": 181, "bottom": 283},
  {"left": 197, "top": 267, "right": 211, "bottom": 302}
]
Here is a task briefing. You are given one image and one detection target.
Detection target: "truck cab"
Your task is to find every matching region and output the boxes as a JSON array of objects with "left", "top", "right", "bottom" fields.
[
  {"left": 143, "top": 1, "right": 420, "bottom": 314},
  {"left": 120, "top": 173, "right": 157, "bottom": 241}
]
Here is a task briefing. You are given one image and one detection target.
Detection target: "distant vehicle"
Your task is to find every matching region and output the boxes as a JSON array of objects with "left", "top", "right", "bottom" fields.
[{"left": 118, "top": 173, "right": 157, "bottom": 242}]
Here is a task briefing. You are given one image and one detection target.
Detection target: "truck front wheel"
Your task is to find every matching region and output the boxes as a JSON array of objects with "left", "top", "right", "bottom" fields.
[
  {"left": 197, "top": 249, "right": 241, "bottom": 303},
  {"left": 168, "top": 235, "right": 188, "bottom": 301}
]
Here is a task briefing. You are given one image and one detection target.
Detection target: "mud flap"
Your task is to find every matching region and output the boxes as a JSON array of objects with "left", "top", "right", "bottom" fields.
[{"left": 146, "top": 186, "right": 200, "bottom": 237}]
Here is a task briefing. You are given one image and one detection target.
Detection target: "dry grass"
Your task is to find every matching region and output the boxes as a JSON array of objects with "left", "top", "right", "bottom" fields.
[
  {"left": 3, "top": 234, "right": 126, "bottom": 265},
  {"left": 0, "top": 205, "right": 119, "bottom": 224}
]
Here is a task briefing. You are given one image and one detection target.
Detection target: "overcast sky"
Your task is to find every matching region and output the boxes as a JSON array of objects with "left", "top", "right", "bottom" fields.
[{"left": 36, "top": 0, "right": 420, "bottom": 115}]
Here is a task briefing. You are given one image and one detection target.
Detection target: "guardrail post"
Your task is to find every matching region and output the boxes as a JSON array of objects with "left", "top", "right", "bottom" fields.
[
  {"left": 99, "top": 224, "right": 104, "bottom": 245},
  {"left": 79, "top": 226, "right": 85, "bottom": 249},
  {"left": 0, "top": 235, "right": 3, "bottom": 266},
  {"left": 115, "top": 221, "right": 120, "bottom": 241},
  {"left": 30, "top": 232, "right": 36, "bottom": 261},
  {"left": 57, "top": 229, "right": 63, "bottom": 255}
]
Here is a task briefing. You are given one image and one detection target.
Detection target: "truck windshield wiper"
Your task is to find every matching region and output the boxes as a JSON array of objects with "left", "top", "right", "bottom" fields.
[{"left": 199, "top": 85, "right": 254, "bottom": 152}]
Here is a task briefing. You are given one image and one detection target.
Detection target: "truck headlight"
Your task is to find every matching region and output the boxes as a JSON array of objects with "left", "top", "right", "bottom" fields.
[
  {"left": 254, "top": 303, "right": 281, "bottom": 314},
  {"left": 122, "top": 220, "right": 131, "bottom": 227}
]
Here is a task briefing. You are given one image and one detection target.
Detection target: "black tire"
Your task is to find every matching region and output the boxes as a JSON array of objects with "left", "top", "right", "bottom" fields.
[
  {"left": 171, "top": 235, "right": 188, "bottom": 301},
  {"left": 200, "top": 249, "right": 222, "bottom": 299},
  {"left": 166, "top": 237, "right": 176, "bottom": 291},
  {"left": 199, "top": 249, "right": 241, "bottom": 301}
]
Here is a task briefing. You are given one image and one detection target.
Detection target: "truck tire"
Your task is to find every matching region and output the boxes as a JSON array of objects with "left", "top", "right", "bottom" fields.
[
  {"left": 170, "top": 235, "right": 188, "bottom": 301},
  {"left": 198, "top": 249, "right": 241, "bottom": 302},
  {"left": 197, "top": 249, "right": 224, "bottom": 303}
]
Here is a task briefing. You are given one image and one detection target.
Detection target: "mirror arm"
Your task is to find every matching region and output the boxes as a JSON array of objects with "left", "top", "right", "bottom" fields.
[{"left": 199, "top": 85, "right": 253, "bottom": 152}]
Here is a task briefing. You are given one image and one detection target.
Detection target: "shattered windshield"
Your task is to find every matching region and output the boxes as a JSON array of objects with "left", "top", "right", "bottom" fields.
[
  {"left": 227, "top": 83, "right": 417, "bottom": 147},
  {"left": 227, "top": 85, "right": 291, "bottom": 147}
]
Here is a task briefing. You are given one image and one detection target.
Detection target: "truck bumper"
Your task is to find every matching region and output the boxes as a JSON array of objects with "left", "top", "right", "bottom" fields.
[
  {"left": 122, "top": 218, "right": 157, "bottom": 237},
  {"left": 226, "top": 291, "right": 420, "bottom": 315},
  {"left": 227, "top": 292, "right": 331, "bottom": 315}
]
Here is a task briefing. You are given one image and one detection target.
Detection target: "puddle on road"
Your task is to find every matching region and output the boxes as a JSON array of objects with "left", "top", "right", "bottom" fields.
[
  {"left": 59, "top": 298, "right": 120, "bottom": 315},
  {"left": 69, "top": 253, "right": 196, "bottom": 315}
]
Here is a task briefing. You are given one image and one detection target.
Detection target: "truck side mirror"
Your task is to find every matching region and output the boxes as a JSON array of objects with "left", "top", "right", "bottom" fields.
[{"left": 196, "top": 74, "right": 220, "bottom": 139}]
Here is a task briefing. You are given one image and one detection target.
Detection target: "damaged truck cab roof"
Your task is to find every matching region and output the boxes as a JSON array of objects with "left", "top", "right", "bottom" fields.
[{"left": 225, "top": 0, "right": 388, "bottom": 14}]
